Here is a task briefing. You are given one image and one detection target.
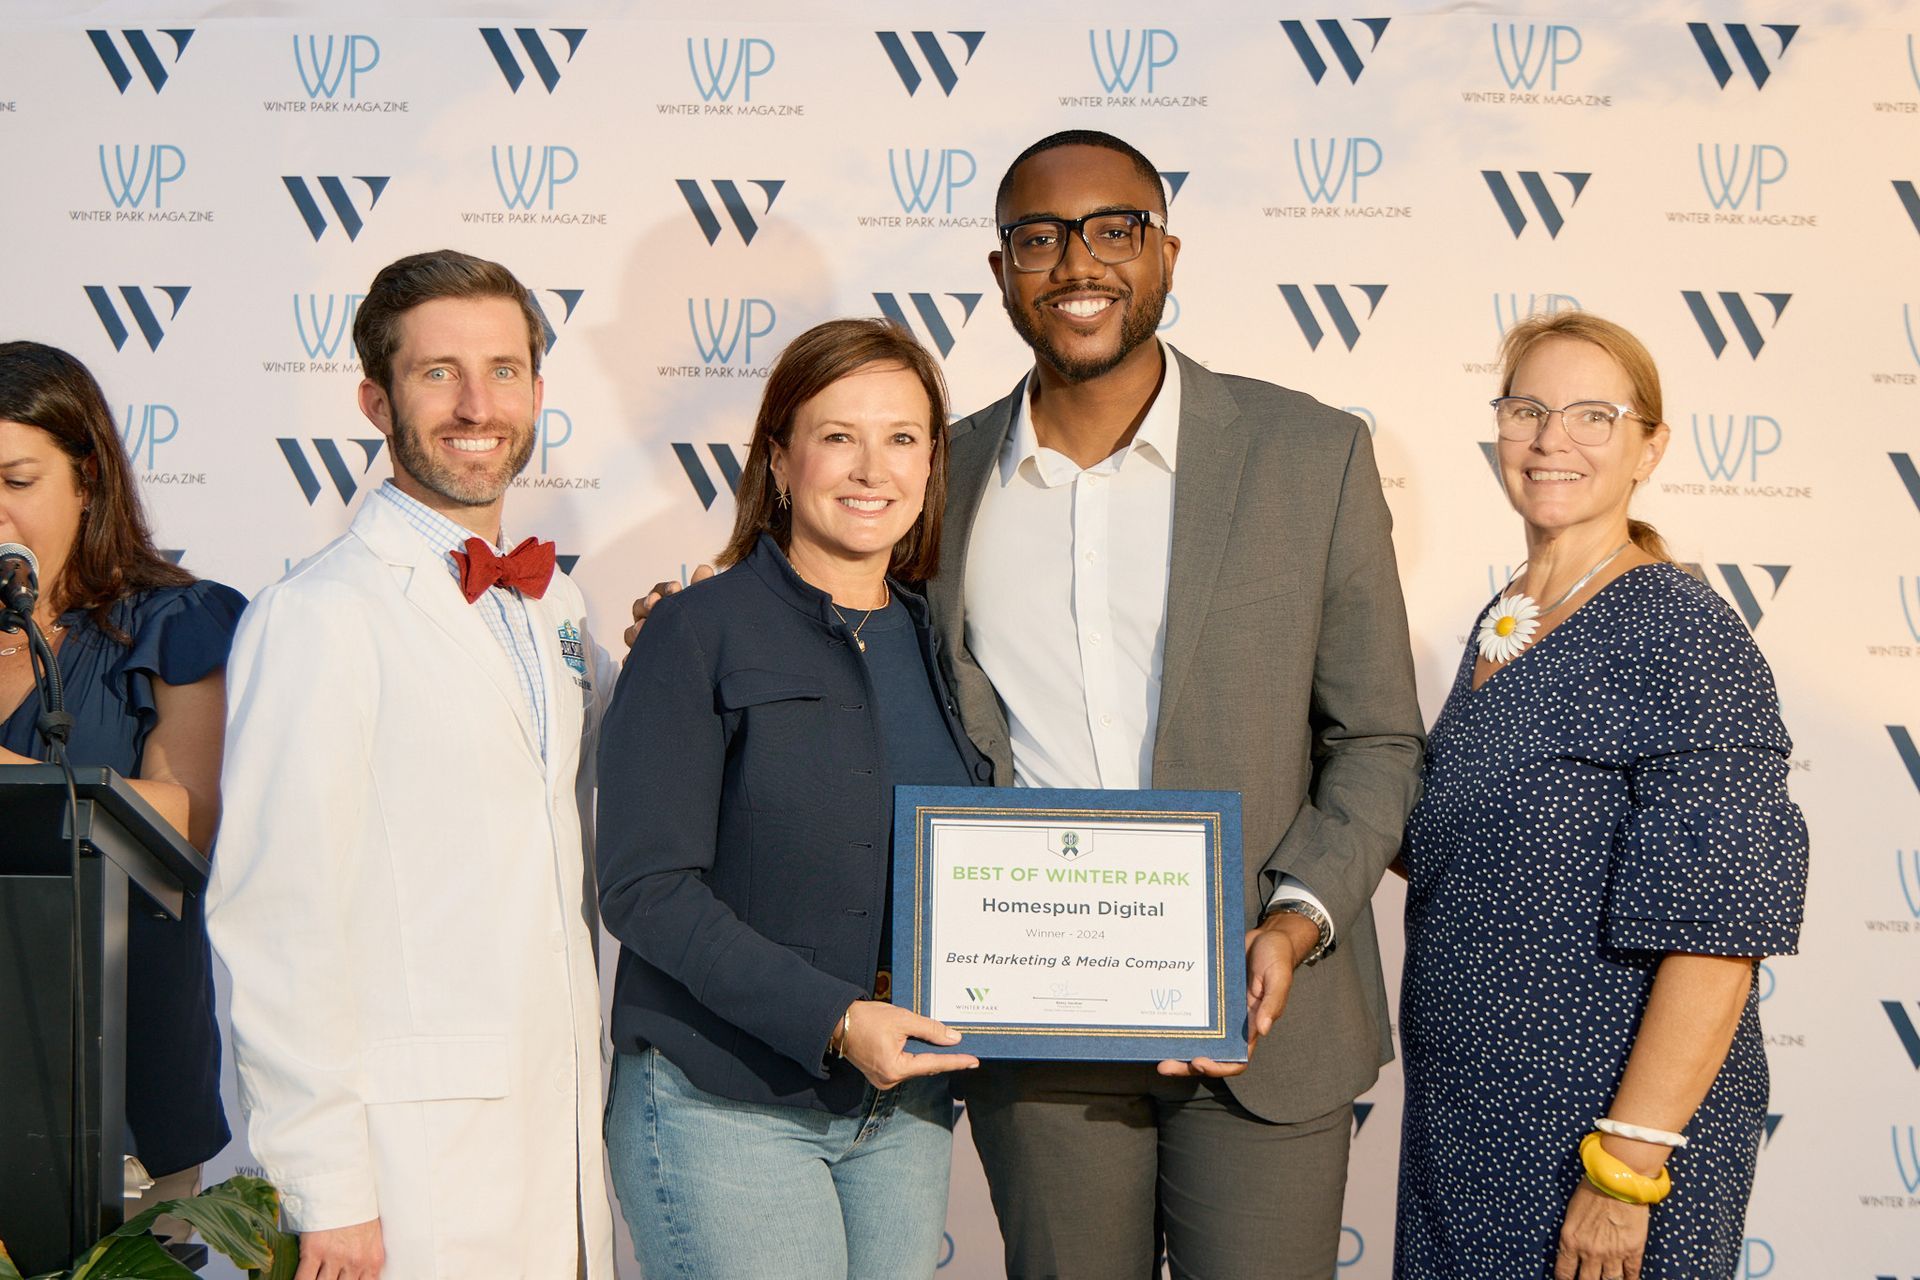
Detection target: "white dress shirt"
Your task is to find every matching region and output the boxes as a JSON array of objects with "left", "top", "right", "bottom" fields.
[{"left": 963, "top": 345, "right": 1331, "bottom": 928}]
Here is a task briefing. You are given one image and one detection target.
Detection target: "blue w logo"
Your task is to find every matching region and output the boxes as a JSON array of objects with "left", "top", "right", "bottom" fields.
[
  {"left": 1896, "top": 1125, "right": 1920, "bottom": 1194},
  {"left": 1690, "top": 413, "right": 1780, "bottom": 482},
  {"left": 1892, "top": 726, "right": 1920, "bottom": 798},
  {"left": 872, "top": 293, "right": 982, "bottom": 360},
  {"left": 292, "top": 294, "right": 363, "bottom": 360},
  {"left": 294, "top": 34, "right": 379, "bottom": 99},
  {"left": 1697, "top": 144, "right": 1788, "bottom": 211},
  {"left": 529, "top": 289, "right": 584, "bottom": 355},
  {"left": 686, "top": 37, "right": 774, "bottom": 102},
  {"left": 1688, "top": 23, "right": 1797, "bottom": 90},
  {"left": 492, "top": 145, "right": 578, "bottom": 211},
  {"left": 1492, "top": 23, "right": 1581, "bottom": 90},
  {"left": 888, "top": 149, "right": 976, "bottom": 215},
  {"left": 1089, "top": 28, "right": 1178, "bottom": 93},
  {"left": 687, "top": 299, "right": 776, "bottom": 366},
  {"left": 1292, "top": 137, "right": 1381, "bottom": 204},
  {"left": 1906, "top": 305, "right": 1920, "bottom": 370},
  {"left": 1681, "top": 563, "right": 1790, "bottom": 630},
  {"left": 98, "top": 144, "right": 185, "bottom": 209},
  {"left": 479, "top": 28, "right": 587, "bottom": 94},
  {"left": 1901, "top": 577, "right": 1920, "bottom": 645},
  {"left": 1149, "top": 988, "right": 1183, "bottom": 1011}
]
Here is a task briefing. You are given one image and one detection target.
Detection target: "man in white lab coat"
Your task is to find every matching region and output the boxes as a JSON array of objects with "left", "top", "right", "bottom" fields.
[{"left": 208, "top": 250, "right": 616, "bottom": 1279}]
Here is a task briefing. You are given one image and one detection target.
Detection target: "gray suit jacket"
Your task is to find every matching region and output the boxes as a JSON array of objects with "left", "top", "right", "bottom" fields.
[{"left": 926, "top": 348, "right": 1425, "bottom": 1122}]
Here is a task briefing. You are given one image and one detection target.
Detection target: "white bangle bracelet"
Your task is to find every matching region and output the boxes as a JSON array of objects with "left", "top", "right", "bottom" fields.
[{"left": 1594, "top": 1117, "right": 1689, "bottom": 1149}]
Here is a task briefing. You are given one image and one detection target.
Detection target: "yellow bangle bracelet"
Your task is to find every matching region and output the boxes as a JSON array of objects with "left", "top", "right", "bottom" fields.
[{"left": 1580, "top": 1132, "right": 1672, "bottom": 1205}]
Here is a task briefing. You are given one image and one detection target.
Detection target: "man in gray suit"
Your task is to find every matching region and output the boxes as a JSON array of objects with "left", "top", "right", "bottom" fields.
[{"left": 931, "top": 130, "right": 1424, "bottom": 1279}]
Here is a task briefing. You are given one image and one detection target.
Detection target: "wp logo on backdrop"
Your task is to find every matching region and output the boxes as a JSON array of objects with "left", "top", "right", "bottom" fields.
[
  {"left": 1278, "top": 19, "right": 1390, "bottom": 84},
  {"left": 1691, "top": 414, "right": 1781, "bottom": 482},
  {"left": 1698, "top": 145, "right": 1788, "bottom": 211},
  {"left": 672, "top": 443, "right": 745, "bottom": 511},
  {"left": 1493, "top": 293, "right": 1580, "bottom": 338},
  {"left": 120, "top": 404, "right": 178, "bottom": 470},
  {"left": 1681, "top": 563, "right": 1790, "bottom": 630},
  {"left": 278, "top": 438, "right": 385, "bottom": 506},
  {"left": 98, "top": 144, "right": 185, "bottom": 210},
  {"left": 1682, "top": 291, "right": 1790, "bottom": 359},
  {"left": 283, "top": 176, "right": 389, "bottom": 242},
  {"left": 889, "top": 149, "right": 976, "bottom": 216},
  {"left": 86, "top": 285, "right": 189, "bottom": 352},
  {"left": 686, "top": 37, "right": 774, "bottom": 102},
  {"left": 293, "top": 34, "right": 379, "bottom": 99},
  {"left": 688, "top": 299, "right": 776, "bottom": 366},
  {"left": 872, "top": 293, "right": 982, "bottom": 360},
  {"left": 292, "top": 294, "right": 362, "bottom": 361},
  {"left": 479, "top": 28, "right": 587, "bottom": 93},
  {"left": 678, "top": 179, "right": 783, "bottom": 245},
  {"left": 875, "top": 31, "right": 984, "bottom": 96},
  {"left": 1089, "top": 29, "right": 1178, "bottom": 94},
  {"left": 493, "top": 146, "right": 579, "bottom": 211},
  {"left": 88, "top": 29, "right": 193, "bottom": 94},
  {"left": 1688, "top": 23, "right": 1797, "bottom": 89},
  {"left": 1277, "top": 284, "right": 1387, "bottom": 351},
  {"left": 1492, "top": 23, "right": 1581, "bottom": 90},
  {"left": 1293, "top": 138, "right": 1380, "bottom": 204},
  {"left": 1483, "top": 171, "right": 1589, "bottom": 239}
]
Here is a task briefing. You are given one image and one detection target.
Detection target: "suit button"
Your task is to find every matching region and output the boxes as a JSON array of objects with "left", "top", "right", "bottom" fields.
[{"left": 973, "top": 761, "right": 992, "bottom": 782}]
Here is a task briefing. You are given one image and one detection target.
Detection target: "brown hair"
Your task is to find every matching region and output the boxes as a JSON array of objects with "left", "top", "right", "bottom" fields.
[
  {"left": 718, "top": 319, "right": 950, "bottom": 582},
  {"left": 1498, "top": 311, "right": 1672, "bottom": 562},
  {"left": 352, "top": 249, "right": 545, "bottom": 394},
  {"left": 0, "top": 341, "right": 194, "bottom": 638}
]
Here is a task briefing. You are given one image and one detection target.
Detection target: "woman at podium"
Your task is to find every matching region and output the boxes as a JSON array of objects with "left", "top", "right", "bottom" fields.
[{"left": 0, "top": 341, "right": 242, "bottom": 1239}]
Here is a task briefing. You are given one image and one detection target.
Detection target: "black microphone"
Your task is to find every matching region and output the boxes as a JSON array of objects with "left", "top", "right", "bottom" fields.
[{"left": 0, "top": 542, "right": 38, "bottom": 626}]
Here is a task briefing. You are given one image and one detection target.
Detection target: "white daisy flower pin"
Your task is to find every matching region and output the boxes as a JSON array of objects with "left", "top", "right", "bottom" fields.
[{"left": 1476, "top": 594, "right": 1540, "bottom": 664}]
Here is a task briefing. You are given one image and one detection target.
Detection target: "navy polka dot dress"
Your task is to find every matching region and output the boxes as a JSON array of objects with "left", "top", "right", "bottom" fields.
[{"left": 1394, "top": 563, "right": 1808, "bottom": 1279}]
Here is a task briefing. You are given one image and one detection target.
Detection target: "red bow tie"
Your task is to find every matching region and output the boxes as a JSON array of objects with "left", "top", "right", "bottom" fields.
[{"left": 452, "top": 536, "right": 556, "bottom": 603}]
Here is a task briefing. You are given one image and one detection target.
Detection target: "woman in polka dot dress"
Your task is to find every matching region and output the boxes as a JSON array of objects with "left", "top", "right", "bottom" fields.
[{"left": 1394, "top": 312, "right": 1808, "bottom": 1280}]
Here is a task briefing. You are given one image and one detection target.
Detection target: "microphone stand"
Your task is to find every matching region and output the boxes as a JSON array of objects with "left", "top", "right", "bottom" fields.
[{"left": 6, "top": 604, "right": 88, "bottom": 1255}]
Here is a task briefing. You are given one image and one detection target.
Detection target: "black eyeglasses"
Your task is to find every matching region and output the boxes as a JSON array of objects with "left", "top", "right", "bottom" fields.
[{"left": 997, "top": 210, "right": 1168, "bottom": 273}]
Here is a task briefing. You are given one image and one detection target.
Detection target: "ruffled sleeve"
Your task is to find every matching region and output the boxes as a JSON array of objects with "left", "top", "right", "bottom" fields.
[
  {"left": 1604, "top": 574, "right": 1809, "bottom": 956},
  {"left": 117, "top": 580, "right": 249, "bottom": 731}
]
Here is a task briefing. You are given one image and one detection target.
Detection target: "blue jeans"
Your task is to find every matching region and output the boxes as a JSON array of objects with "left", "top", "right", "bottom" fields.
[{"left": 605, "top": 1048, "right": 956, "bottom": 1279}]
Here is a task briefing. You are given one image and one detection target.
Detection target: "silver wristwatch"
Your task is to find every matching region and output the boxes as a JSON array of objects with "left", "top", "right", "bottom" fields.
[{"left": 1264, "top": 898, "right": 1334, "bottom": 965}]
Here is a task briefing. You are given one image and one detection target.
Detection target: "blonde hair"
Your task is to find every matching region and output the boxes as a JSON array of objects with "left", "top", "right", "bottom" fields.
[{"left": 1498, "top": 312, "right": 1672, "bottom": 562}]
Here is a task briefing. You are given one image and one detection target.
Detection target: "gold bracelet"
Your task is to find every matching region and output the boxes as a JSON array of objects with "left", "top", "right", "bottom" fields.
[{"left": 1579, "top": 1132, "right": 1672, "bottom": 1205}]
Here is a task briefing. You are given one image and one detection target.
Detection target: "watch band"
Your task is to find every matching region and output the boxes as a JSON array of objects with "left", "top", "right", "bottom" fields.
[{"left": 1265, "top": 897, "right": 1333, "bottom": 965}]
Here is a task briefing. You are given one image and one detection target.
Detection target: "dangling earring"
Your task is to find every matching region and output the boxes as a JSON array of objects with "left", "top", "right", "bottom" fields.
[{"left": 775, "top": 486, "right": 790, "bottom": 510}]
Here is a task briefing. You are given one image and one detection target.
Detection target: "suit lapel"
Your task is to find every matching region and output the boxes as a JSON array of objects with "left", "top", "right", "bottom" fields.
[
  {"left": 353, "top": 499, "right": 544, "bottom": 766},
  {"left": 1155, "top": 352, "right": 1249, "bottom": 738},
  {"left": 930, "top": 376, "right": 1022, "bottom": 639}
]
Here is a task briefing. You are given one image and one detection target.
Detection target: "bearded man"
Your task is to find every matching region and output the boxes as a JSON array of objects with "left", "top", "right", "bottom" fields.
[{"left": 207, "top": 250, "right": 616, "bottom": 1280}]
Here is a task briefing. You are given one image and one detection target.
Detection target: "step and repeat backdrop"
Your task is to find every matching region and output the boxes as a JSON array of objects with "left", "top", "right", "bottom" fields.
[{"left": 2, "top": 3, "right": 1917, "bottom": 1276}]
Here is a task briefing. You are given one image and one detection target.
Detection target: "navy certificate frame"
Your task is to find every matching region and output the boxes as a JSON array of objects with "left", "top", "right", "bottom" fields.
[{"left": 891, "top": 785, "right": 1247, "bottom": 1062}]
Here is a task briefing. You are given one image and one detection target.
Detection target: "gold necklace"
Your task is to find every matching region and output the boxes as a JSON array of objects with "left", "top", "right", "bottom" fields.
[
  {"left": 830, "top": 583, "right": 890, "bottom": 654},
  {"left": 0, "top": 621, "right": 64, "bottom": 659}
]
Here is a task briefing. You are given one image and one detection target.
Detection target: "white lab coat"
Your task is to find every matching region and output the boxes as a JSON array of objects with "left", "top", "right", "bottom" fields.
[{"left": 206, "top": 495, "right": 616, "bottom": 1278}]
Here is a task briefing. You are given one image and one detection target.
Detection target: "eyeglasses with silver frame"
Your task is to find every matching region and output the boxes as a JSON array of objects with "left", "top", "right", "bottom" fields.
[
  {"left": 1490, "top": 396, "right": 1651, "bottom": 447},
  {"left": 997, "top": 209, "right": 1168, "bottom": 273}
]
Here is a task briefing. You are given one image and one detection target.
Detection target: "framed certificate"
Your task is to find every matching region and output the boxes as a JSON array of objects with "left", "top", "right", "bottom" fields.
[{"left": 891, "top": 785, "right": 1247, "bottom": 1062}]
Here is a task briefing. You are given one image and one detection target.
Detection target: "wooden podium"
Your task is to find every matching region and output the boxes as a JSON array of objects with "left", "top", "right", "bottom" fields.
[{"left": 0, "top": 766, "right": 210, "bottom": 1272}]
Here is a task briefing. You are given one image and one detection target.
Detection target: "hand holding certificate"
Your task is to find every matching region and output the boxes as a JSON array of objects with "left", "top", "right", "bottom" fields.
[{"left": 891, "top": 786, "right": 1247, "bottom": 1062}]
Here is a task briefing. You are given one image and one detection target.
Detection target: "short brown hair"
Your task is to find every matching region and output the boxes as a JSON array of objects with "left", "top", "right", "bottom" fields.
[
  {"left": 0, "top": 342, "right": 193, "bottom": 638},
  {"left": 718, "top": 319, "right": 951, "bottom": 582},
  {"left": 353, "top": 249, "right": 544, "bottom": 393},
  {"left": 1498, "top": 311, "right": 1672, "bottom": 562}
]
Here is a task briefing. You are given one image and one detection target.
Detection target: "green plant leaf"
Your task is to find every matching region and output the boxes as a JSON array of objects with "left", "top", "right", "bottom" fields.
[
  {"left": 64, "top": 1235, "right": 198, "bottom": 1280},
  {"left": 149, "top": 1177, "right": 281, "bottom": 1268},
  {"left": 0, "top": 1239, "right": 24, "bottom": 1280}
]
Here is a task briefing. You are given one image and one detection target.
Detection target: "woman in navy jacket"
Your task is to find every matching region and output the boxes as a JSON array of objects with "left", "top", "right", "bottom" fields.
[{"left": 597, "top": 319, "right": 988, "bottom": 1280}]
